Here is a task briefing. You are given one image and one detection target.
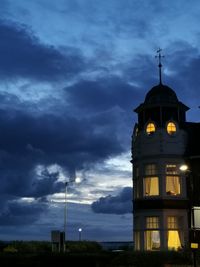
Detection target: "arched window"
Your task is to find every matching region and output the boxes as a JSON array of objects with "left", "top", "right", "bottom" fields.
[
  {"left": 146, "top": 122, "right": 156, "bottom": 135},
  {"left": 167, "top": 122, "right": 176, "bottom": 135}
]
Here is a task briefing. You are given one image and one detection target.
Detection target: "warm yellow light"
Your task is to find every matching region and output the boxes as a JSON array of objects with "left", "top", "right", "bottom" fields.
[
  {"left": 144, "top": 177, "right": 159, "bottom": 196},
  {"left": 146, "top": 123, "right": 156, "bottom": 135},
  {"left": 167, "top": 122, "right": 176, "bottom": 135},
  {"left": 168, "top": 230, "right": 181, "bottom": 250},
  {"left": 191, "top": 243, "right": 198, "bottom": 249},
  {"left": 179, "top": 164, "right": 188, "bottom": 172}
]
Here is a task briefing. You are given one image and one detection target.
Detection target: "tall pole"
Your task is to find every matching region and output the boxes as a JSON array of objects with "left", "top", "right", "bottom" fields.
[
  {"left": 64, "top": 182, "right": 68, "bottom": 252},
  {"left": 79, "top": 228, "right": 82, "bottom": 241}
]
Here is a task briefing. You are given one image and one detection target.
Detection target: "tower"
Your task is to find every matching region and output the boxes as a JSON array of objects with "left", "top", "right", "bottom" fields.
[{"left": 131, "top": 50, "right": 191, "bottom": 251}]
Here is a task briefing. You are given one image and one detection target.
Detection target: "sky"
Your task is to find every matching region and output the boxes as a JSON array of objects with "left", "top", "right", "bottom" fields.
[{"left": 0, "top": 0, "right": 200, "bottom": 242}]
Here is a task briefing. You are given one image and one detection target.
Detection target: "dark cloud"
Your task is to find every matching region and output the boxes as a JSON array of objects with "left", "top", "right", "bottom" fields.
[
  {"left": 0, "top": 72, "right": 139, "bottom": 226},
  {"left": 0, "top": 85, "right": 127, "bottom": 226},
  {"left": 0, "top": 20, "right": 84, "bottom": 81},
  {"left": 91, "top": 187, "right": 132, "bottom": 215},
  {"left": 165, "top": 42, "right": 200, "bottom": 100},
  {"left": 66, "top": 76, "right": 141, "bottom": 112},
  {"left": 0, "top": 200, "right": 47, "bottom": 226}
]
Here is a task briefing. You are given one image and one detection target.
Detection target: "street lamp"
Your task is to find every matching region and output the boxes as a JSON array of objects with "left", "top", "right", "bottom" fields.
[
  {"left": 78, "top": 228, "right": 82, "bottom": 241},
  {"left": 63, "top": 177, "right": 81, "bottom": 252}
]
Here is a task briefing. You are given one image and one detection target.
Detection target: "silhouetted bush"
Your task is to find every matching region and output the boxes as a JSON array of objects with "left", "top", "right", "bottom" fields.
[
  {"left": 9, "top": 241, "right": 51, "bottom": 253},
  {"left": 66, "top": 241, "right": 103, "bottom": 253}
]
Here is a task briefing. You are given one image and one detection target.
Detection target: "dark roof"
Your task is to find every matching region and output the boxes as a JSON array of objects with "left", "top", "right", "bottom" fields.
[{"left": 144, "top": 83, "right": 178, "bottom": 104}]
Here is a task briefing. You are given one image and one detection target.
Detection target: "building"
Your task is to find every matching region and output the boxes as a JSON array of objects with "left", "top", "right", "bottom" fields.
[{"left": 131, "top": 52, "right": 200, "bottom": 251}]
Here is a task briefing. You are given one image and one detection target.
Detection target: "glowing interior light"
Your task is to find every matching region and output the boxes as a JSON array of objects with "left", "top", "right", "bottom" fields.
[
  {"left": 179, "top": 165, "right": 188, "bottom": 172},
  {"left": 146, "top": 123, "right": 156, "bottom": 135},
  {"left": 167, "top": 122, "right": 176, "bottom": 135}
]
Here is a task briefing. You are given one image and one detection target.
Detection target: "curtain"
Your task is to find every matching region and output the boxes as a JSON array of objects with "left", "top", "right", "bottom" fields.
[
  {"left": 167, "top": 230, "right": 181, "bottom": 250},
  {"left": 166, "top": 176, "right": 180, "bottom": 195},
  {"left": 146, "top": 231, "right": 160, "bottom": 250},
  {"left": 144, "top": 177, "right": 159, "bottom": 196}
]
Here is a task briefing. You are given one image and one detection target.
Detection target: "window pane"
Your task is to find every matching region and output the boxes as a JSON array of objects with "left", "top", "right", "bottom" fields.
[
  {"left": 146, "top": 123, "right": 156, "bottom": 135},
  {"left": 144, "top": 177, "right": 159, "bottom": 196},
  {"left": 145, "top": 164, "right": 157, "bottom": 175},
  {"left": 167, "top": 216, "right": 178, "bottom": 229},
  {"left": 167, "top": 122, "right": 176, "bottom": 135},
  {"left": 167, "top": 230, "right": 181, "bottom": 250},
  {"left": 145, "top": 231, "right": 160, "bottom": 250},
  {"left": 146, "top": 217, "right": 159, "bottom": 228},
  {"left": 166, "top": 164, "right": 178, "bottom": 175},
  {"left": 166, "top": 176, "right": 180, "bottom": 195}
]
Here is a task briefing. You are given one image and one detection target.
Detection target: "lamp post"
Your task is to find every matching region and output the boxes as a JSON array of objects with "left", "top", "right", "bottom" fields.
[
  {"left": 78, "top": 228, "right": 82, "bottom": 241},
  {"left": 63, "top": 181, "right": 68, "bottom": 252},
  {"left": 63, "top": 177, "right": 81, "bottom": 252},
  {"left": 179, "top": 164, "right": 197, "bottom": 267}
]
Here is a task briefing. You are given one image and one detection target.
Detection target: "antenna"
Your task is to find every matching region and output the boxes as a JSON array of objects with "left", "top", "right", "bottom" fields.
[{"left": 155, "top": 48, "right": 164, "bottom": 84}]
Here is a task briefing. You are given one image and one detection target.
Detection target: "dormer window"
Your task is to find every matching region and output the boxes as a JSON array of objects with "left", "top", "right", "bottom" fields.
[
  {"left": 146, "top": 122, "right": 156, "bottom": 135},
  {"left": 167, "top": 122, "right": 176, "bottom": 135}
]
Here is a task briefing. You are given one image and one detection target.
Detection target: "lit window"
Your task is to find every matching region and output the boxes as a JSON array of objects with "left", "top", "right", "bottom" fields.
[
  {"left": 144, "top": 177, "right": 159, "bottom": 196},
  {"left": 168, "top": 231, "right": 181, "bottom": 250},
  {"left": 166, "top": 164, "right": 180, "bottom": 196},
  {"left": 146, "top": 122, "right": 156, "bottom": 135},
  {"left": 146, "top": 217, "right": 159, "bottom": 228},
  {"left": 168, "top": 216, "right": 178, "bottom": 228},
  {"left": 167, "top": 216, "right": 182, "bottom": 250},
  {"left": 166, "top": 176, "right": 180, "bottom": 195},
  {"left": 145, "top": 164, "right": 157, "bottom": 176},
  {"left": 144, "top": 164, "right": 159, "bottom": 196},
  {"left": 167, "top": 122, "right": 176, "bottom": 135},
  {"left": 145, "top": 217, "right": 160, "bottom": 250},
  {"left": 166, "top": 164, "right": 178, "bottom": 175}
]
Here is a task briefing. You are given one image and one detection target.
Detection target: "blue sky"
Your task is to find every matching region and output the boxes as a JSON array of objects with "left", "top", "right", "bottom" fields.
[{"left": 0, "top": 0, "right": 199, "bottom": 242}]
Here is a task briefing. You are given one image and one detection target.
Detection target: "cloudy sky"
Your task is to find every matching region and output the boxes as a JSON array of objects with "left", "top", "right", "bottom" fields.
[{"left": 0, "top": 0, "right": 200, "bottom": 242}]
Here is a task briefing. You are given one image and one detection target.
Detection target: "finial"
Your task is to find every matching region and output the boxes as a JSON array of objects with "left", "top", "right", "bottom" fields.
[{"left": 155, "top": 48, "right": 164, "bottom": 84}]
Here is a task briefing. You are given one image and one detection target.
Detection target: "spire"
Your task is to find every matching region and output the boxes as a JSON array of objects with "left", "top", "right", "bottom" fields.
[{"left": 155, "top": 48, "right": 164, "bottom": 84}]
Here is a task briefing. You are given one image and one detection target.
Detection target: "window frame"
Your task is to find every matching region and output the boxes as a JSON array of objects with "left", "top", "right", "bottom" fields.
[
  {"left": 143, "top": 176, "right": 159, "bottom": 196},
  {"left": 145, "top": 121, "right": 156, "bottom": 136},
  {"left": 165, "top": 164, "right": 181, "bottom": 196},
  {"left": 167, "top": 216, "right": 183, "bottom": 250},
  {"left": 166, "top": 121, "right": 177, "bottom": 136},
  {"left": 143, "top": 164, "right": 159, "bottom": 197},
  {"left": 145, "top": 216, "right": 160, "bottom": 250}
]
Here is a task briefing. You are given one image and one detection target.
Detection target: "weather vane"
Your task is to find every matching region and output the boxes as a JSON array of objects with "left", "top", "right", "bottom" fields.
[{"left": 155, "top": 48, "right": 164, "bottom": 84}]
